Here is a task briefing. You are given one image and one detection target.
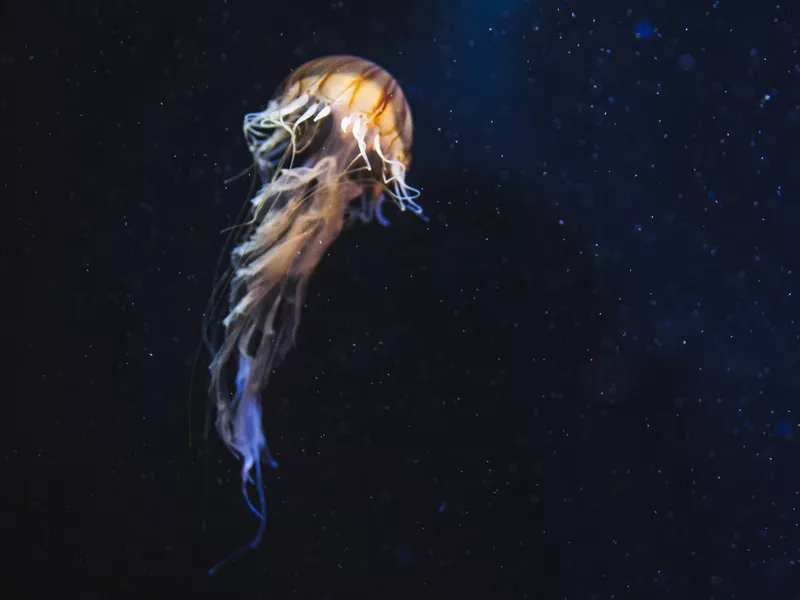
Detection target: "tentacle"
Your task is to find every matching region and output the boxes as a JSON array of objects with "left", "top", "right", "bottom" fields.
[
  {"left": 345, "top": 192, "right": 391, "bottom": 226},
  {"left": 373, "top": 133, "right": 427, "bottom": 220},
  {"left": 207, "top": 437, "right": 268, "bottom": 576}
]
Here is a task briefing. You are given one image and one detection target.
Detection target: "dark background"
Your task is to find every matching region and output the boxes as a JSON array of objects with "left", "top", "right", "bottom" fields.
[{"left": 13, "top": 0, "right": 800, "bottom": 596}]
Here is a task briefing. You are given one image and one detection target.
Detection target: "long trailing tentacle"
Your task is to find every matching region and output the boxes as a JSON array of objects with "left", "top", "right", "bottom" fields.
[
  {"left": 207, "top": 140, "right": 357, "bottom": 574},
  {"left": 207, "top": 369, "right": 269, "bottom": 577}
]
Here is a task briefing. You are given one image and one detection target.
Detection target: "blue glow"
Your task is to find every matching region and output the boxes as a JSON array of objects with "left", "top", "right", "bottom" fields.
[
  {"left": 209, "top": 455, "right": 267, "bottom": 575},
  {"left": 208, "top": 353, "right": 279, "bottom": 575},
  {"left": 635, "top": 21, "right": 654, "bottom": 39}
]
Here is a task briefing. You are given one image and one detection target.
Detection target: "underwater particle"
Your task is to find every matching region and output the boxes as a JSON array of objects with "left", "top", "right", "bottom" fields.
[
  {"left": 678, "top": 54, "right": 696, "bottom": 70},
  {"left": 635, "top": 21, "right": 654, "bottom": 39}
]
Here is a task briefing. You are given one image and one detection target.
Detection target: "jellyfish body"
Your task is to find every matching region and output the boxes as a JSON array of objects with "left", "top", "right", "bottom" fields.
[{"left": 206, "top": 56, "right": 424, "bottom": 572}]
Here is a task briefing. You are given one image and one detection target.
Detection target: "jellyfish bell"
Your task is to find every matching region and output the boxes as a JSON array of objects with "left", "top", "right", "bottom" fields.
[
  {"left": 243, "top": 55, "right": 424, "bottom": 224},
  {"left": 205, "top": 56, "right": 425, "bottom": 574}
]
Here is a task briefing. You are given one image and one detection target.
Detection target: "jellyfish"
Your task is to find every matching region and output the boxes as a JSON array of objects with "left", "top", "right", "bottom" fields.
[{"left": 204, "top": 56, "right": 426, "bottom": 573}]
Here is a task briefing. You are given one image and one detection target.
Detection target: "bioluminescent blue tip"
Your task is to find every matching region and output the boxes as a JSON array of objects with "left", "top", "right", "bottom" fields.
[
  {"left": 208, "top": 454, "right": 268, "bottom": 576},
  {"left": 208, "top": 353, "right": 279, "bottom": 575}
]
